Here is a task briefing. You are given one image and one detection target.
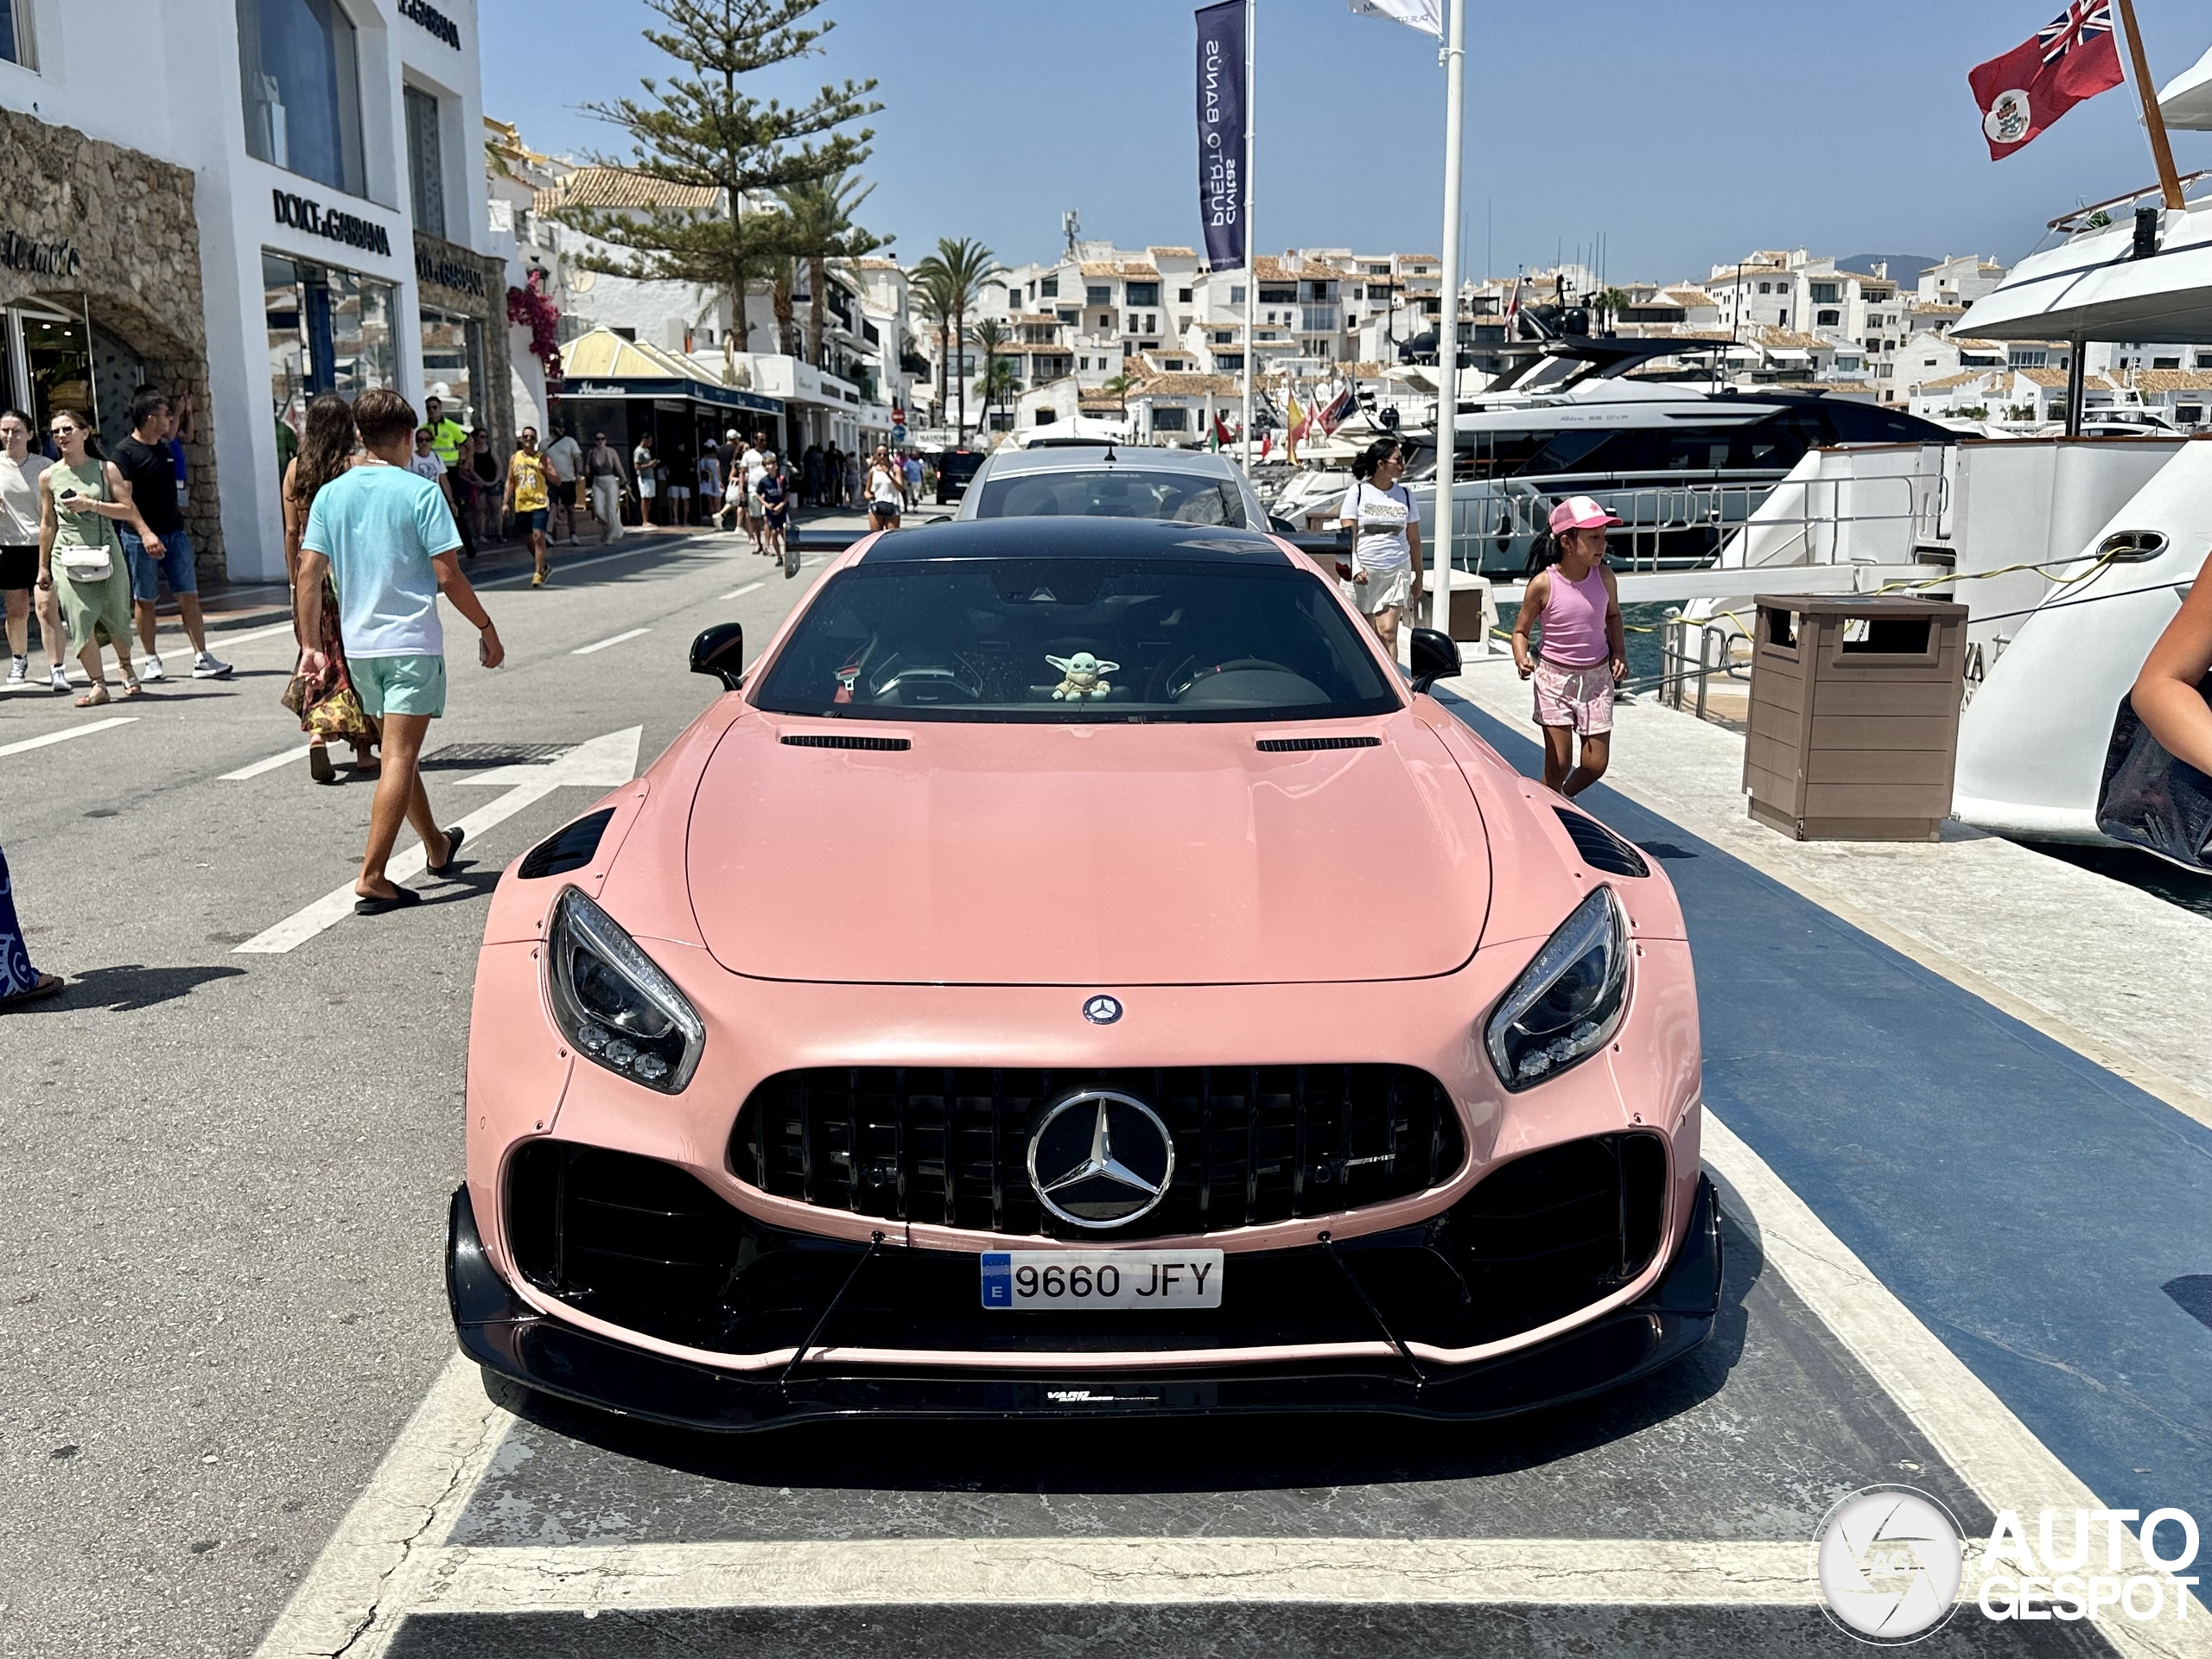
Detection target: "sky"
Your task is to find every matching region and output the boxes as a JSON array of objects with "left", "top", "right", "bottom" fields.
[{"left": 481, "top": 0, "right": 2212, "bottom": 286}]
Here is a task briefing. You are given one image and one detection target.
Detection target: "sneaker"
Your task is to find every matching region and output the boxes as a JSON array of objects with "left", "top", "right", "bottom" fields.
[
  {"left": 192, "top": 652, "right": 234, "bottom": 679},
  {"left": 139, "top": 652, "right": 166, "bottom": 683},
  {"left": 6, "top": 656, "right": 24, "bottom": 685},
  {"left": 48, "top": 664, "right": 70, "bottom": 693}
]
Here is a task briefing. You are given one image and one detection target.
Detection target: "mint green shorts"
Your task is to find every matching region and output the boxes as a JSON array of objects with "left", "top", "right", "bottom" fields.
[{"left": 352, "top": 652, "right": 447, "bottom": 719}]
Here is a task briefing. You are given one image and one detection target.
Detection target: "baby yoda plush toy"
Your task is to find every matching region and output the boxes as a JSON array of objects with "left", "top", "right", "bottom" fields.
[{"left": 1046, "top": 652, "right": 1119, "bottom": 701}]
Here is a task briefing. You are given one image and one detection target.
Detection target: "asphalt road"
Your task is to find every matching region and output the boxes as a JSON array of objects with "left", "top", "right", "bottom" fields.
[
  {"left": 0, "top": 519, "right": 2160, "bottom": 1658},
  {"left": 0, "top": 524, "right": 836, "bottom": 1658}
]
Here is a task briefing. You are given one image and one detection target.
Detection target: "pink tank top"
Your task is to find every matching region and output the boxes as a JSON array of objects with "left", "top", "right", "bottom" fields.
[{"left": 1538, "top": 562, "right": 1609, "bottom": 665}]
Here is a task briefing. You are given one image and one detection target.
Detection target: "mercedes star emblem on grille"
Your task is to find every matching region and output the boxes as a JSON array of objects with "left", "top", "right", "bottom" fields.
[
  {"left": 1082, "top": 994, "right": 1122, "bottom": 1025},
  {"left": 1027, "top": 1090, "right": 1173, "bottom": 1229}
]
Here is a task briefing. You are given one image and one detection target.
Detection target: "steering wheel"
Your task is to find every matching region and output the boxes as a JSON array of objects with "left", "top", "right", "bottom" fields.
[
  {"left": 874, "top": 665, "right": 981, "bottom": 702},
  {"left": 1170, "top": 658, "right": 1299, "bottom": 700}
]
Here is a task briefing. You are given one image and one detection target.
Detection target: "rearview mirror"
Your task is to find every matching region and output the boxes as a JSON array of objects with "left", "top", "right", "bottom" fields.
[
  {"left": 1408, "top": 627, "right": 1459, "bottom": 695},
  {"left": 690, "top": 621, "right": 746, "bottom": 690}
]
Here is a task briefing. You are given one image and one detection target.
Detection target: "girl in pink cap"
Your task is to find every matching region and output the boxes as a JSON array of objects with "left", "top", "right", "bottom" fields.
[{"left": 1511, "top": 495, "right": 1627, "bottom": 796}]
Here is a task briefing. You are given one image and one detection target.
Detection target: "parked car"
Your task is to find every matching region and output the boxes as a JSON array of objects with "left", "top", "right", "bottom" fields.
[
  {"left": 954, "top": 442, "right": 1270, "bottom": 529},
  {"left": 449, "top": 515, "right": 1719, "bottom": 1430}
]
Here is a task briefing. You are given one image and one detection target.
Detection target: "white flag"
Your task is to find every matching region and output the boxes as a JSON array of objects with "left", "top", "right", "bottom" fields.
[{"left": 1346, "top": 0, "right": 1442, "bottom": 36}]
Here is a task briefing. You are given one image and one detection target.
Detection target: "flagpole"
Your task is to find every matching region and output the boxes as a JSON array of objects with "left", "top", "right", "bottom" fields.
[
  {"left": 1430, "top": 0, "right": 1465, "bottom": 636},
  {"left": 1240, "top": 0, "right": 1257, "bottom": 474},
  {"left": 2113, "top": 0, "right": 2183, "bottom": 211}
]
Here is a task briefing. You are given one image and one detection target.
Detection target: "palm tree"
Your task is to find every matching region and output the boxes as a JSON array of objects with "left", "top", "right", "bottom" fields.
[
  {"left": 971, "top": 318, "right": 1011, "bottom": 424},
  {"left": 912, "top": 237, "right": 1003, "bottom": 441},
  {"left": 1102, "top": 370, "right": 1135, "bottom": 420},
  {"left": 912, "top": 268, "right": 957, "bottom": 429},
  {"left": 776, "top": 168, "right": 889, "bottom": 367}
]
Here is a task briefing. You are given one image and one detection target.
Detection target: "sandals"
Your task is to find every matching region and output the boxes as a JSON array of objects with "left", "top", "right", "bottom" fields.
[
  {"left": 426, "top": 824, "right": 466, "bottom": 878},
  {"left": 118, "top": 679, "right": 146, "bottom": 701},
  {"left": 74, "top": 686, "right": 110, "bottom": 708},
  {"left": 308, "top": 745, "right": 338, "bottom": 785},
  {"left": 0, "top": 971, "right": 65, "bottom": 1009},
  {"left": 353, "top": 884, "right": 423, "bottom": 917}
]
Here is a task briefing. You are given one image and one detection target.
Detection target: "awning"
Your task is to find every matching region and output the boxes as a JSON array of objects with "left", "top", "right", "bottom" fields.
[
  {"left": 554, "top": 327, "right": 784, "bottom": 416},
  {"left": 1958, "top": 201, "right": 2212, "bottom": 343}
]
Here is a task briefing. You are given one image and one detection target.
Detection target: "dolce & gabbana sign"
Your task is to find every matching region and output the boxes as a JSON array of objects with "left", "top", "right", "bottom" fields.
[
  {"left": 414, "top": 236, "right": 488, "bottom": 300},
  {"left": 272, "top": 189, "right": 393, "bottom": 257},
  {"left": 398, "top": 0, "right": 461, "bottom": 48}
]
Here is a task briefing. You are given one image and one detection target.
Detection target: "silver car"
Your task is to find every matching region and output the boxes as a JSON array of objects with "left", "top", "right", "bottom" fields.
[{"left": 954, "top": 444, "right": 1272, "bottom": 530}]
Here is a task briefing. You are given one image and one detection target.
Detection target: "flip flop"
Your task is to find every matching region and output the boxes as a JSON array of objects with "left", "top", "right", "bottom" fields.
[
  {"left": 353, "top": 884, "right": 423, "bottom": 917},
  {"left": 426, "top": 824, "right": 466, "bottom": 877},
  {"left": 0, "top": 971, "right": 65, "bottom": 1009}
]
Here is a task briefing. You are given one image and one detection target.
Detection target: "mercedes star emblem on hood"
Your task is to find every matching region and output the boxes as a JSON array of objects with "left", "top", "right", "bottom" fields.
[{"left": 1027, "top": 1090, "right": 1173, "bottom": 1229}]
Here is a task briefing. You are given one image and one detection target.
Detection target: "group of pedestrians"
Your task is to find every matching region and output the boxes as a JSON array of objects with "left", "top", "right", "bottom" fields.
[{"left": 0, "top": 388, "right": 234, "bottom": 705}]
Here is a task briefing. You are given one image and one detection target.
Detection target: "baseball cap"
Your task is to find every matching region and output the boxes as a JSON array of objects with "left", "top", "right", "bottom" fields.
[{"left": 1548, "top": 494, "right": 1622, "bottom": 533}]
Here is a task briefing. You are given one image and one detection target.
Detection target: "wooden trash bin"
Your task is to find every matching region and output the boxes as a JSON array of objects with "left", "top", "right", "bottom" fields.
[{"left": 1744, "top": 594, "right": 1967, "bottom": 842}]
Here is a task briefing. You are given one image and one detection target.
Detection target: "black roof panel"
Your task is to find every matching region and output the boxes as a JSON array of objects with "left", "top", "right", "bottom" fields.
[{"left": 856, "top": 516, "right": 1292, "bottom": 564}]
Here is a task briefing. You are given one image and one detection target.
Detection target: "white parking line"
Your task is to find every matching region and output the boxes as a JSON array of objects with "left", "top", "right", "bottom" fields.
[
  {"left": 723, "top": 581, "right": 765, "bottom": 598},
  {"left": 570, "top": 626, "right": 651, "bottom": 656},
  {"left": 220, "top": 743, "right": 314, "bottom": 780},
  {"left": 0, "top": 715, "right": 136, "bottom": 757}
]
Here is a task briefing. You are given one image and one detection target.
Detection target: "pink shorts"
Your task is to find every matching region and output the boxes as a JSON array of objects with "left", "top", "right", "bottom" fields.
[{"left": 1533, "top": 659, "right": 1613, "bottom": 735}]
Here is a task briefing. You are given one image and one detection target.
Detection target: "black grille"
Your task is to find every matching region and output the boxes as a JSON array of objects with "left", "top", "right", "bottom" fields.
[
  {"left": 1446, "top": 1132, "right": 1667, "bottom": 1333},
  {"left": 1554, "top": 807, "right": 1649, "bottom": 878},
  {"left": 731, "top": 1065, "right": 1465, "bottom": 1240},
  {"left": 518, "top": 809, "right": 616, "bottom": 879},
  {"left": 507, "top": 1141, "right": 742, "bottom": 1343},
  {"left": 502, "top": 1131, "right": 1669, "bottom": 1357},
  {"left": 781, "top": 733, "right": 912, "bottom": 751},
  {"left": 1255, "top": 735, "right": 1381, "bottom": 753}
]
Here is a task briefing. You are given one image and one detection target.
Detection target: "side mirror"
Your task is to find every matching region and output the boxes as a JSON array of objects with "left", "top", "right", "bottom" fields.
[
  {"left": 1408, "top": 626, "right": 1459, "bottom": 695},
  {"left": 690, "top": 621, "right": 746, "bottom": 691}
]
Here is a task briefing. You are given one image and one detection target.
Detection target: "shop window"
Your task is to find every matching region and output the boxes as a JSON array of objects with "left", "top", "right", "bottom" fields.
[
  {"left": 0, "top": 0, "right": 38, "bottom": 69},
  {"left": 404, "top": 84, "right": 446, "bottom": 240},
  {"left": 265, "top": 251, "right": 396, "bottom": 446},
  {"left": 8, "top": 301, "right": 91, "bottom": 438},
  {"left": 238, "top": 0, "right": 366, "bottom": 198},
  {"left": 420, "top": 304, "right": 483, "bottom": 427},
  {"left": 1152, "top": 406, "right": 1188, "bottom": 431}
]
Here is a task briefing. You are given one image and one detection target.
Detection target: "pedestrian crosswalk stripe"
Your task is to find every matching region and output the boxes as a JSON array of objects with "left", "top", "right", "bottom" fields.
[
  {"left": 0, "top": 715, "right": 136, "bottom": 756},
  {"left": 724, "top": 582, "right": 765, "bottom": 598},
  {"left": 571, "top": 626, "right": 651, "bottom": 656},
  {"left": 221, "top": 743, "right": 314, "bottom": 780}
]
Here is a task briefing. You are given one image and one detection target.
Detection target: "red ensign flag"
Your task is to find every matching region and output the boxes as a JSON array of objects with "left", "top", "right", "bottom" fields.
[{"left": 1969, "top": 2, "right": 2125, "bottom": 160}]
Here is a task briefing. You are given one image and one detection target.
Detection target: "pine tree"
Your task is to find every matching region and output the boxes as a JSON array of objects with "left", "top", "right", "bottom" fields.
[{"left": 569, "top": 0, "right": 880, "bottom": 374}]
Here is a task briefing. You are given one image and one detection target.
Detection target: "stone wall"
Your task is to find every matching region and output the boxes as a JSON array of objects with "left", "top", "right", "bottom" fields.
[{"left": 0, "top": 108, "right": 222, "bottom": 580}]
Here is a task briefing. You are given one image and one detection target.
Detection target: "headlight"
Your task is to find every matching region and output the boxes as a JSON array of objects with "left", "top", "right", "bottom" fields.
[
  {"left": 1484, "top": 887, "right": 1630, "bottom": 1090},
  {"left": 545, "top": 887, "right": 705, "bottom": 1093}
]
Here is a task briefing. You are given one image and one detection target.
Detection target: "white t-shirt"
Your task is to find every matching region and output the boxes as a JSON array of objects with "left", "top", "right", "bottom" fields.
[
  {"left": 407, "top": 453, "right": 447, "bottom": 486},
  {"left": 868, "top": 462, "right": 902, "bottom": 505},
  {"left": 0, "top": 451, "right": 51, "bottom": 543},
  {"left": 698, "top": 455, "right": 723, "bottom": 493},
  {"left": 741, "top": 448, "right": 765, "bottom": 491},
  {"left": 632, "top": 446, "right": 657, "bottom": 497},
  {"left": 1337, "top": 480, "right": 1414, "bottom": 572},
  {"left": 543, "top": 435, "right": 582, "bottom": 484}
]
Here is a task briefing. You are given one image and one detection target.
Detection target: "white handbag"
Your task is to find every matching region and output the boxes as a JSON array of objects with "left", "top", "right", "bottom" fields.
[{"left": 57, "top": 545, "right": 112, "bottom": 582}]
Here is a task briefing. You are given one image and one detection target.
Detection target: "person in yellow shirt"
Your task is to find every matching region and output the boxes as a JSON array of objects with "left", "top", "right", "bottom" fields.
[{"left": 505, "top": 425, "right": 554, "bottom": 587}]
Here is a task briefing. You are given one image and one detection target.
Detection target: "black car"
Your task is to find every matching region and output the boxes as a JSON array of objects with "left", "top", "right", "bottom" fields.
[{"left": 935, "top": 447, "right": 987, "bottom": 505}]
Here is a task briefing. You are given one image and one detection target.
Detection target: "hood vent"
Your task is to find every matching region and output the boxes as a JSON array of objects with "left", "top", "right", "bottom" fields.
[
  {"left": 518, "top": 808, "right": 616, "bottom": 879},
  {"left": 781, "top": 732, "right": 912, "bottom": 751},
  {"left": 1554, "top": 807, "right": 1649, "bottom": 878},
  {"left": 1255, "top": 734, "right": 1382, "bottom": 753}
]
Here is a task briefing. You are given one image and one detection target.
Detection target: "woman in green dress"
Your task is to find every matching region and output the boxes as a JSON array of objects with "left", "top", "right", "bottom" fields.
[{"left": 35, "top": 404, "right": 149, "bottom": 707}]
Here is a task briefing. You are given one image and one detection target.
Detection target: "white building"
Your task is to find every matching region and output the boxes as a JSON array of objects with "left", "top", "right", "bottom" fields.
[{"left": 0, "top": 0, "right": 513, "bottom": 583}]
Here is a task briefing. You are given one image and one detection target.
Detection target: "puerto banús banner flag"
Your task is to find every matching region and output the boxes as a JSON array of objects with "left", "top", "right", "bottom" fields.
[
  {"left": 1969, "top": 2, "right": 2123, "bottom": 161},
  {"left": 1346, "top": 0, "right": 1442, "bottom": 35},
  {"left": 1196, "top": 2, "right": 1248, "bottom": 270}
]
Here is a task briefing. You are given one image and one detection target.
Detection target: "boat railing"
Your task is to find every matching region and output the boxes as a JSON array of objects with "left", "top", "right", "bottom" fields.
[
  {"left": 1710, "top": 467, "right": 1948, "bottom": 571},
  {"left": 1648, "top": 613, "right": 1752, "bottom": 718}
]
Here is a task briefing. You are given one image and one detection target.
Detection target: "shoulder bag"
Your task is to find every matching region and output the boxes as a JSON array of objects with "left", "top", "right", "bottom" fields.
[{"left": 2094, "top": 677, "right": 2212, "bottom": 871}]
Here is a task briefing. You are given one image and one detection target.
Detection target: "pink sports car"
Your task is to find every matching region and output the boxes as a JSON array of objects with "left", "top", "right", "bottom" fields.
[{"left": 448, "top": 518, "right": 1719, "bottom": 1428}]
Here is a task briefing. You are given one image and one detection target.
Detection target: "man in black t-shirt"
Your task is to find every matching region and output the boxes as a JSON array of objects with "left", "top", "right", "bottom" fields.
[{"left": 115, "top": 390, "right": 230, "bottom": 680}]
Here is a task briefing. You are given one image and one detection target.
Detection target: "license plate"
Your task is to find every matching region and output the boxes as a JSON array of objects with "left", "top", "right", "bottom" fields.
[{"left": 980, "top": 1250, "right": 1224, "bottom": 1310}]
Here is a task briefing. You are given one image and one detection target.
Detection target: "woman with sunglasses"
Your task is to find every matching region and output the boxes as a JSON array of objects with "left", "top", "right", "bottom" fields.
[{"left": 35, "top": 406, "right": 146, "bottom": 707}]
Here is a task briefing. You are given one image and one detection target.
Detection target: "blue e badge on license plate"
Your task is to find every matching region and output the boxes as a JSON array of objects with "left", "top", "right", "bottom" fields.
[{"left": 980, "top": 1249, "right": 1224, "bottom": 1310}]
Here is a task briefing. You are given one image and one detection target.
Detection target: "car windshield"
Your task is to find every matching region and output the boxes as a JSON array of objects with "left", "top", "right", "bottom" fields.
[
  {"left": 970, "top": 468, "right": 1249, "bottom": 527},
  {"left": 753, "top": 557, "right": 1399, "bottom": 723}
]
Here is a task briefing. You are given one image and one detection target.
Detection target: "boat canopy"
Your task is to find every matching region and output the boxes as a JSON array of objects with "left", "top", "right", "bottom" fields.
[
  {"left": 1957, "top": 200, "right": 2212, "bottom": 343},
  {"left": 2159, "top": 41, "right": 2212, "bottom": 129}
]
